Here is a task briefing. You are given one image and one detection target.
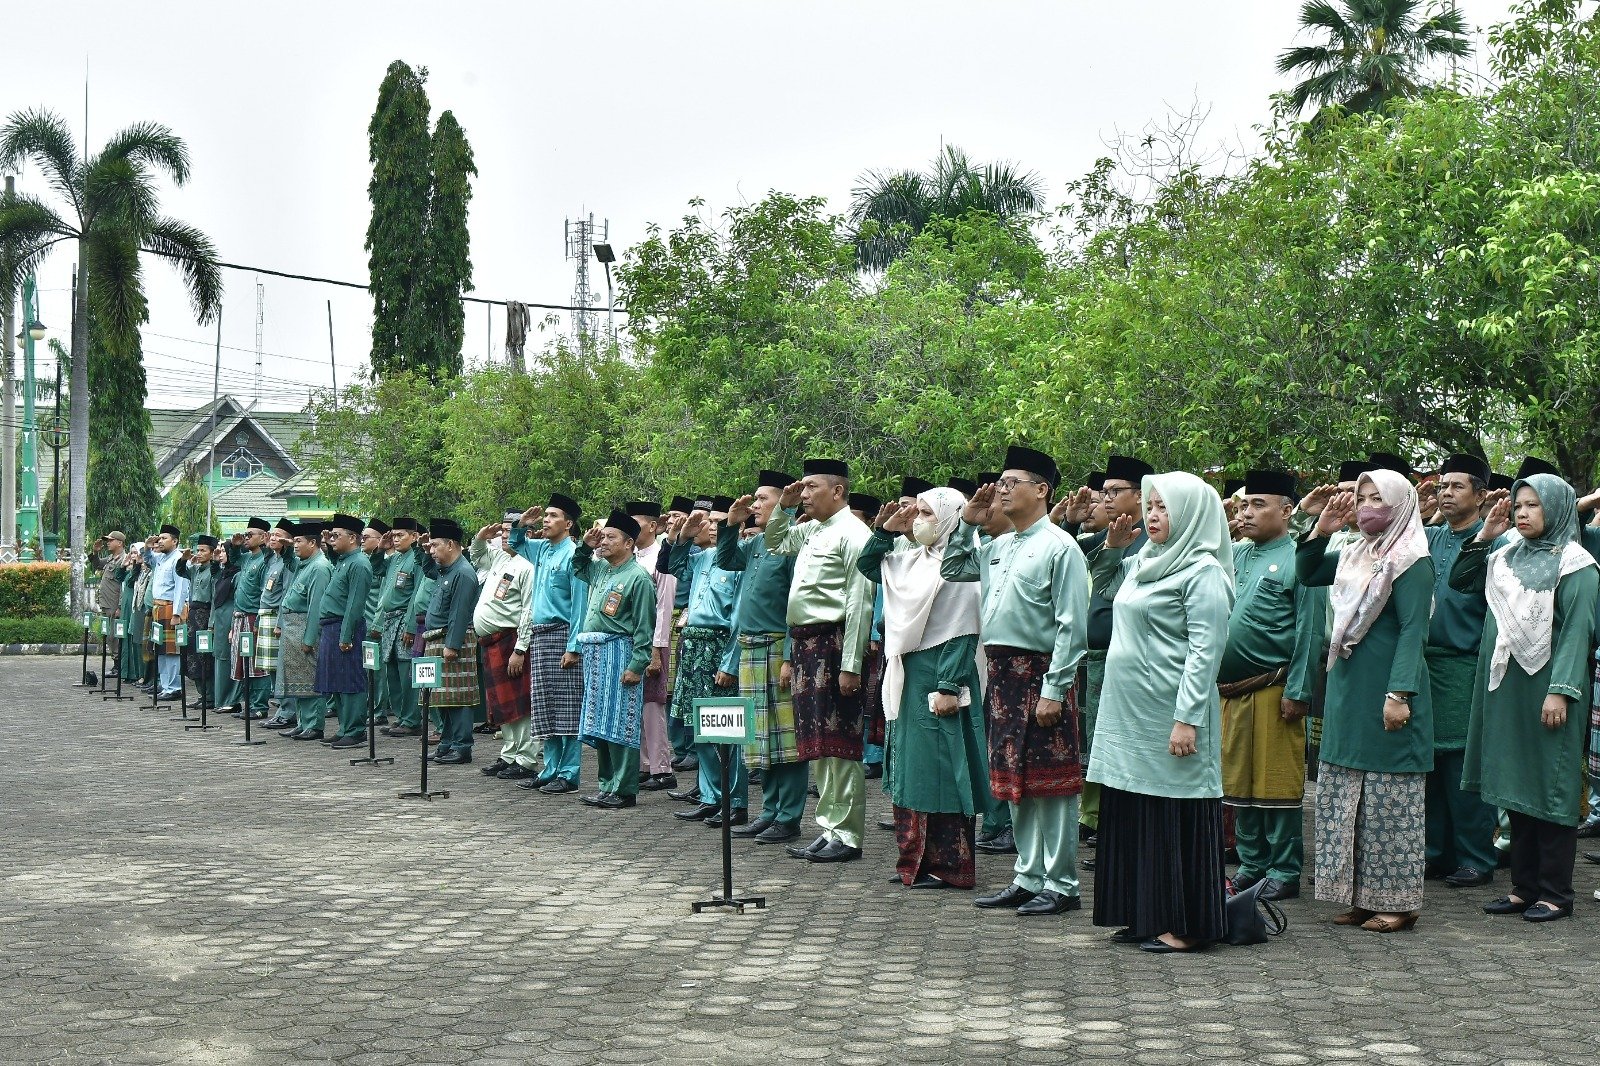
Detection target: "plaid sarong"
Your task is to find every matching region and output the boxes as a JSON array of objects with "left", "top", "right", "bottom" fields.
[
  {"left": 315, "top": 618, "right": 367, "bottom": 695},
  {"left": 254, "top": 608, "right": 282, "bottom": 673},
  {"left": 670, "top": 626, "right": 733, "bottom": 725},
  {"left": 422, "top": 628, "right": 480, "bottom": 708},
  {"left": 151, "top": 601, "right": 180, "bottom": 656},
  {"left": 579, "top": 631, "right": 643, "bottom": 748},
  {"left": 528, "top": 622, "right": 582, "bottom": 738},
  {"left": 480, "top": 627, "right": 530, "bottom": 726},
  {"left": 277, "top": 611, "right": 319, "bottom": 698},
  {"left": 984, "top": 644, "right": 1083, "bottom": 802},
  {"left": 739, "top": 632, "right": 800, "bottom": 770},
  {"left": 230, "top": 612, "right": 268, "bottom": 680},
  {"left": 790, "top": 621, "right": 864, "bottom": 761}
]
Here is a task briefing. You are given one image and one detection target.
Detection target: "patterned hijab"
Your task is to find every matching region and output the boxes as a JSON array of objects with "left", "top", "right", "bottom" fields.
[
  {"left": 1484, "top": 474, "right": 1596, "bottom": 689},
  {"left": 1132, "top": 471, "right": 1235, "bottom": 587},
  {"left": 1327, "top": 469, "right": 1430, "bottom": 668}
]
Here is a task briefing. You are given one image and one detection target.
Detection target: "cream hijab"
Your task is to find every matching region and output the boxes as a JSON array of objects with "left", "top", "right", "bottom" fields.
[
  {"left": 1326, "top": 469, "right": 1430, "bottom": 668},
  {"left": 879, "top": 487, "right": 980, "bottom": 721}
]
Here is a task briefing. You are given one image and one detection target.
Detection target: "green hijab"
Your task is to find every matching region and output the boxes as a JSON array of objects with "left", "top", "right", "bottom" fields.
[
  {"left": 1134, "top": 471, "right": 1236, "bottom": 589},
  {"left": 1504, "top": 473, "right": 1582, "bottom": 591}
]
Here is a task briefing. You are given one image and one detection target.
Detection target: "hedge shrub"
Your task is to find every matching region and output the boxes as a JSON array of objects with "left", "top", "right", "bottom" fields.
[
  {"left": 0, "top": 562, "right": 71, "bottom": 618},
  {"left": 0, "top": 616, "right": 83, "bottom": 644}
]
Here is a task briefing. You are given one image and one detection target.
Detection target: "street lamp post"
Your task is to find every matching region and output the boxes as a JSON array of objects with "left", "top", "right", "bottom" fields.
[
  {"left": 43, "top": 357, "right": 68, "bottom": 561},
  {"left": 16, "top": 275, "right": 45, "bottom": 560},
  {"left": 592, "top": 243, "right": 617, "bottom": 346}
]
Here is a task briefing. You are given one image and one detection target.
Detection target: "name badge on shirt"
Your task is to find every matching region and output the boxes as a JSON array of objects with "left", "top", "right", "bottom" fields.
[
  {"left": 494, "top": 574, "right": 513, "bottom": 601},
  {"left": 265, "top": 577, "right": 276, "bottom": 591},
  {"left": 602, "top": 587, "right": 624, "bottom": 617},
  {"left": 396, "top": 571, "right": 411, "bottom": 589}
]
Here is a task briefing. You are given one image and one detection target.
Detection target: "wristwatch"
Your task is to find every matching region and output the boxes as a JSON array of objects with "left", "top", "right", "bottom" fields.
[{"left": 1386, "top": 691, "right": 1412, "bottom": 704}]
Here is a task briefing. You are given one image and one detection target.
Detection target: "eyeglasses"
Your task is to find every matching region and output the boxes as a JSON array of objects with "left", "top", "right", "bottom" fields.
[
  {"left": 1101, "top": 484, "right": 1136, "bottom": 499},
  {"left": 994, "top": 476, "right": 1043, "bottom": 491}
]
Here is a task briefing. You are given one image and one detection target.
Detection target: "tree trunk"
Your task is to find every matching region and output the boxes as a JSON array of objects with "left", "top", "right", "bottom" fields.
[{"left": 68, "top": 243, "right": 88, "bottom": 612}]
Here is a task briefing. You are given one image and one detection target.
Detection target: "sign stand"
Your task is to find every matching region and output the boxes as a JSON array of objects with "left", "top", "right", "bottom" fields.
[
  {"left": 351, "top": 641, "right": 393, "bottom": 767},
  {"left": 97, "top": 617, "right": 110, "bottom": 694},
  {"left": 690, "top": 696, "right": 765, "bottom": 915},
  {"left": 74, "top": 611, "right": 93, "bottom": 686},
  {"left": 168, "top": 623, "right": 191, "bottom": 721},
  {"left": 236, "top": 629, "right": 264, "bottom": 746},
  {"left": 103, "top": 620, "right": 132, "bottom": 702},
  {"left": 186, "top": 627, "right": 215, "bottom": 732},
  {"left": 399, "top": 657, "right": 448, "bottom": 799}
]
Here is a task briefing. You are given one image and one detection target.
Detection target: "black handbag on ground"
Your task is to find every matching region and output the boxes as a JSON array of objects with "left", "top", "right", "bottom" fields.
[{"left": 1224, "top": 879, "right": 1288, "bottom": 946}]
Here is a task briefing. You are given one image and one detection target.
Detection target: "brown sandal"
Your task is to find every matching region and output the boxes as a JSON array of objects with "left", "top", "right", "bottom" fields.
[
  {"left": 1333, "top": 908, "right": 1375, "bottom": 926},
  {"left": 1360, "top": 912, "right": 1420, "bottom": 933}
]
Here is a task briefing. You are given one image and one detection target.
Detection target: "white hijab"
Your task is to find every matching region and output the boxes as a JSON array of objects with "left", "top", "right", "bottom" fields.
[{"left": 878, "top": 487, "right": 980, "bottom": 721}]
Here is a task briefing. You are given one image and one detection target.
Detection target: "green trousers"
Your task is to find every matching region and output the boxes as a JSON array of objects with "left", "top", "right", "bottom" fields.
[
  {"left": 293, "top": 694, "right": 328, "bottom": 732},
  {"left": 1079, "top": 653, "right": 1106, "bottom": 829},
  {"left": 371, "top": 653, "right": 391, "bottom": 719},
  {"left": 333, "top": 691, "right": 366, "bottom": 738},
  {"left": 1232, "top": 806, "right": 1304, "bottom": 882},
  {"left": 1013, "top": 794, "right": 1081, "bottom": 896},
  {"left": 213, "top": 653, "right": 241, "bottom": 709},
  {"left": 1425, "top": 748, "right": 1500, "bottom": 874},
  {"left": 814, "top": 756, "right": 866, "bottom": 848},
  {"left": 758, "top": 761, "right": 809, "bottom": 827},
  {"left": 596, "top": 741, "right": 640, "bottom": 797},
  {"left": 385, "top": 655, "right": 420, "bottom": 728}
]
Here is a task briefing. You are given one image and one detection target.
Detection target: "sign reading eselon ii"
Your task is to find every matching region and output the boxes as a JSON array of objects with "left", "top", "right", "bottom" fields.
[{"left": 692, "top": 696, "right": 755, "bottom": 745}]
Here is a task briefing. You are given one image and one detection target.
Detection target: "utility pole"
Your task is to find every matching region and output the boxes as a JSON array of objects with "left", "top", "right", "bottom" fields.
[{"left": 1, "top": 175, "right": 17, "bottom": 562}]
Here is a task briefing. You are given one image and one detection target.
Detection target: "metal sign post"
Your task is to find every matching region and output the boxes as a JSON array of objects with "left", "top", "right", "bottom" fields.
[
  {"left": 351, "top": 640, "right": 394, "bottom": 767},
  {"left": 236, "top": 629, "right": 264, "bottom": 746},
  {"left": 690, "top": 696, "right": 764, "bottom": 914},
  {"left": 103, "top": 620, "right": 132, "bottom": 702},
  {"left": 399, "top": 657, "right": 448, "bottom": 799},
  {"left": 74, "top": 611, "right": 93, "bottom": 686},
  {"left": 187, "top": 628, "right": 215, "bottom": 731},
  {"left": 96, "top": 616, "right": 110, "bottom": 693}
]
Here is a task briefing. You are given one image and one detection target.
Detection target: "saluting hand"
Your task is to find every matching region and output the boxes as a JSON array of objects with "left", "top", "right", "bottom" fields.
[
  {"left": 582, "top": 522, "right": 604, "bottom": 549},
  {"left": 1315, "top": 492, "right": 1356, "bottom": 537},
  {"left": 779, "top": 481, "right": 805, "bottom": 509},
  {"left": 962, "top": 483, "right": 996, "bottom": 526},
  {"left": 1299, "top": 484, "right": 1337, "bottom": 517},
  {"left": 727, "top": 495, "right": 755, "bottom": 528},
  {"left": 873, "top": 500, "right": 900, "bottom": 531},
  {"left": 1479, "top": 496, "right": 1511, "bottom": 542}
]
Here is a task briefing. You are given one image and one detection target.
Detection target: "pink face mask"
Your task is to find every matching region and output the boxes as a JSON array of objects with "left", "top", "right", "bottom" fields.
[{"left": 1356, "top": 505, "right": 1393, "bottom": 536}]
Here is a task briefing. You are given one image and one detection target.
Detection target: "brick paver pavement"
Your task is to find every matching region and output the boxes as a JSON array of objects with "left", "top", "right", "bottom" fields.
[{"left": 3, "top": 657, "right": 1599, "bottom": 1064}]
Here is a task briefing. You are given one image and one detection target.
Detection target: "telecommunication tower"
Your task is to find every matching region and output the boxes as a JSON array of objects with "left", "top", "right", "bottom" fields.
[
  {"left": 565, "top": 214, "right": 608, "bottom": 348},
  {"left": 253, "top": 279, "right": 265, "bottom": 404}
]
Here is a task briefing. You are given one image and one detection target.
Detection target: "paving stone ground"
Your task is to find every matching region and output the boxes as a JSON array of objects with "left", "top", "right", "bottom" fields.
[{"left": 4, "top": 656, "right": 1600, "bottom": 1065}]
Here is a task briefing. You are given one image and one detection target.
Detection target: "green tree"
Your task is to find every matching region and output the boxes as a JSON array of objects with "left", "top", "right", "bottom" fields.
[
  {"left": 849, "top": 145, "right": 1045, "bottom": 270},
  {"left": 414, "top": 111, "right": 476, "bottom": 379},
  {"left": 163, "top": 462, "right": 219, "bottom": 540},
  {"left": 1277, "top": 0, "right": 1472, "bottom": 118},
  {"left": 87, "top": 319, "right": 162, "bottom": 537},
  {"left": 366, "top": 61, "right": 433, "bottom": 379},
  {"left": 0, "top": 108, "right": 222, "bottom": 610}
]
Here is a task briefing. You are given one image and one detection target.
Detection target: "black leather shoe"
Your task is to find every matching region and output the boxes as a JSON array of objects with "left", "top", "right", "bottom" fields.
[
  {"left": 1424, "top": 862, "right": 1450, "bottom": 880},
  {"left": 1232, "top": 873, "right": 1263, "bottom": 894},
  {"left": 671, "top": 754, "right": 698, "bottom": 772},
  {"left": 1140, "top": 936, "right": 1205, "bottom": 954},
  {"left": 596, "top": 793, "right": 637, "bottom": 809},
  {"left": 1080, "top": 855, "right": 1096, "bottom": 871},
  {"left": 1259, "top": 878, "right": 1300, "bottom": 901},
  {"left": 280, "top": 728, "right": 304, "bottom": 740},
  {"left": 863, "top": 763, "right": 882, "bottom": 780},
  {"left": 1483, "top": 896, "right": 1528, "bottom": 915},
  {"left": 755, "top": 822, "right": 801, "bottom": 845},
  {"left": 261, "top": 716, "right": 295, "bottom": 729},
  {"left": 731, "top": 816, "right": 775, "bottom": 838},
  {"left": 497, "top": 764, "right": 535, "bottom": 780},
  {"left": 383, "top": 725, "right": 421, "bottom": 737},
  {"left": 1523, "top": 902, "right": 1571, "bottom": 922},
  {"left": 786, "top": 834, "right": 830, "bottom": 859},
  {"left": 291, "top": 730, "right": 324, "bottom": 741},
  {"left": 432, "top": 749, "right": 471, "bottom": 765},
  {"left": 640, "top": 774, "right": 679, "bottom": 792},
  {"left": 908, "top": 874, "right": 954, "bottom": 890},
  {"left": 974, "top": 828, "right": 1016, "bottom": 854},
  {"left": 480, "top": 759, "right": 512, "bottom": 776},
  {"left": 539, "top": 779, "right": 578, "bottom": 795},
  {"left": 1110, "top": 928, "right": 1144, "bottom": 944},
  {"left": 807, "top": 783, "right": 820, "bottom": 798},
  {"left": 329, "top": 734, "right": 366, "bottom": 749},
  {"left": 1576, "top": 819, "right": 1600, "bottom": 839},
  {"left": 704, "top": 809, "right": 748, "bottom": 829},
  {"left": 877, "top": 818, "right": 896, "bottom": 832},
  {"left": 675, "top": 803, "right": 719, "bottom": 822},
  {"left": 1582, "top": 851, "right": 1600, "bottom": 865},
  {"left": 580, "top": 792, "right": 611, "bottom": 807},
  {"left": 974, "top": 884, "right": 1037, "bottom": 910},
  {"left": 1016, "top": 890, "right": 1081, "bottom": 916},
  {"left": 1444, "top": 866, "right": 1492, "bottom": 888},
  {"left": 636, "top": 771, "right": 651, "bottom": 785},
  {"left": 977, "top": 825, "right": 1009, "bottom": 845},
  {"left": 667, "top": 786, "right": 703, "bottom": 803},
  {"left": 808, "top": 840, "right": 862, "bottom": 863}
]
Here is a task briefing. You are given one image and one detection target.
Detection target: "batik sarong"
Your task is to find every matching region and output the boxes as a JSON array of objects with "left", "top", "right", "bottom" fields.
[
  {"left": 230, "top": 612, "right": 267, "bottom": 680},
  {"left": 578, "top": 631, "right": 643, "bottom": 749},
  {"left": 892, "top": 807, "right": 975, "bottom": 888},
  {"left": 984, "top": 644, "right": 1083, "bottom": 802},
  {"left": 789, "top": 621, "right": 864, "bottom": 761},
  {"left": 669, "top": 625, "right": 732, "bottom": 725},
  {"left": 1314, "top": 761, "right": 1426, "bottom": 912}
]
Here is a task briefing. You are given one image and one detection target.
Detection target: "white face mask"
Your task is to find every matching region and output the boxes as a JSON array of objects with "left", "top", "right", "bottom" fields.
[{"left": 912, "top": 518, "right": 942, "bottom": 546}]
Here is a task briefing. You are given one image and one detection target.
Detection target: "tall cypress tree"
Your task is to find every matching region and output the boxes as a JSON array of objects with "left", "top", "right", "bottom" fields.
[
  {"left": 365, "top": 61, "right": 433, "bottom": 379},
  {"left": 414, "top": 111, "right": 476, "bottom": 379},
  {"left": 87, "top": 317, "right": 161, "bottom": 538}
]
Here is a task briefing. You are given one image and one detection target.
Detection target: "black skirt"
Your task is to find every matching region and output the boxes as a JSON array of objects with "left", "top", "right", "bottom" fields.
[{"left": 1093, "top": 786, "right": 1227, "bottom": 941}]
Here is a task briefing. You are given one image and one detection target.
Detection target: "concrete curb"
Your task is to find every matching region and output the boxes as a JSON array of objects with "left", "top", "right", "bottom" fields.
[{"left": 0, "top": 643, "right": 88, "bottom": 656}]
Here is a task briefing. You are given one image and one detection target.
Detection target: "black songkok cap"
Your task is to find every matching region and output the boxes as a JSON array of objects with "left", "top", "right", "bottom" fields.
[
  {"left": 159, "top": 523, "right": 181, "bottom": 539},
  {"left": 626, "top": 500, "right": 662, "bottom": 519},
  {"left": 273, "top": 517, "right": 296, "bottom": 534},
  {"left": 294, "top": 522, "right": 325, "bottom": 540},
  {"left": 330, "top": 513, "right": 364, "bottom": 535},
  {"left": 758, "top": 469, "right": 794, "bottom": 491},
  {"left": 1440, "top": 454, "right": 1491, "bottom": 483},
  {"left": 899, "top": 476, "right": 935, "bottom": 499},
  {"left": 365, "top": 518, "right": 391, "bottom": 535},
  {"left": 1243, "top": 469, "right": 1299, "bottom": 501},
  {"left": 978, "top": 472, "right": 1001, "bottom": 488},
  {"left": 605, "top": 510, "right": 641, "bottom": 541},
  {"left": 1488, "top": 472, "right": 1515, "bottom": 491},
  {"left": 1086, "top": 471, "right": 1106, "bottom": 492},
  {"left": 1338, "top": 459, "right": 1376, "bottom": 483},
  {"left": 427, "top": 517, "right": 463, "bottom": 543},
  {"left": 1516, "top": 456, "right": 1561, "bottom": 481},
  {"left": 710, "top": 495, "right": 735, "bottom": 513},
  {"left": 668, "top": 495, "right": 695, "bottom": 514},
  {"left": 1103, "top": 454, "right": 1153, "bottom": 486},
  {"left": 195, "top": 534, "right": 218, "bottom": 548},
  {"left": 946, "top": 477, "right": 977, "bottom": 497},
  {"left": 803, "top": 458, "right": 849, "bottom": 478},
  {"left": 548, "top": 494, "right": 580, "bottom": 521},
  {"left": 1004, "top": 445, "right": 1060, "bottom": 489},
  {"left": 246, "top": 517, "right": 271, "bottom": 532},
  {"left": 1223, "top": 478, "right": 1246, "bottom": 498},
  {"left": 690, "top": 496, "right": 714, "bottom": 512},
  {"left": 848, "top": 493, "right": 881, "bottom": 515},
  {"left": 392, "top": 516, "right": 423, "bottom": 533},
  {"left": 1367, "top": 451, "right": 1414, "bottom": 478}
]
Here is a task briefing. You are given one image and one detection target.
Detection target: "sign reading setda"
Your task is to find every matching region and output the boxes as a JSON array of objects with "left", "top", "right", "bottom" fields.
[
  {"left": 411, "top": 656, "right": 442, "bottom": 689},
  {"left": 693, "top": 696, "right": 755, "bottom": 744}
]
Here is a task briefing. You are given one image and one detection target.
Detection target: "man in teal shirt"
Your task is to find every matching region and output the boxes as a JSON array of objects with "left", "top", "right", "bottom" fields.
[
  {"left": 375, "top": 518, "right": 427, "bottom": 737},
  {"left": 360, "top": 519, "right": 392, "bottom": 723},
  {"left": 282, "top": 523, "right": 335, "bottom": 741},
  {"left": 943, "top": 445, "right": 1090, "bottom": 917},
  {"left": 259, "top": 519, "right": 300, "bottom": 729},
  {"left": 421, "top": 518, "right": 482, "bottom": 764},
  {"left": 312, "top": 513, "right": 375, "bottom": 747},
  {"left": 230, "top": 517, "right": 273, "bottom": 720}
]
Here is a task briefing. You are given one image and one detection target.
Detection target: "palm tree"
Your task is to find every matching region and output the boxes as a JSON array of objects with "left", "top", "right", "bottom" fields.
[
  {"left": 849, "top": 145, "right": 1045, "bottom": 270},
  {"left": 0, "top": 108, "right": 221, "bottom": 611},
  {"left": 1277, "top": 0, "right": 1473, "bottom": 118}
]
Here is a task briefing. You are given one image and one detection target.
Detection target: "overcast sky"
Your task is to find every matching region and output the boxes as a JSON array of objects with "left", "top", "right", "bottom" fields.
[{"left": 2, "top": 0, "right": 1514, "bottom": 422}]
